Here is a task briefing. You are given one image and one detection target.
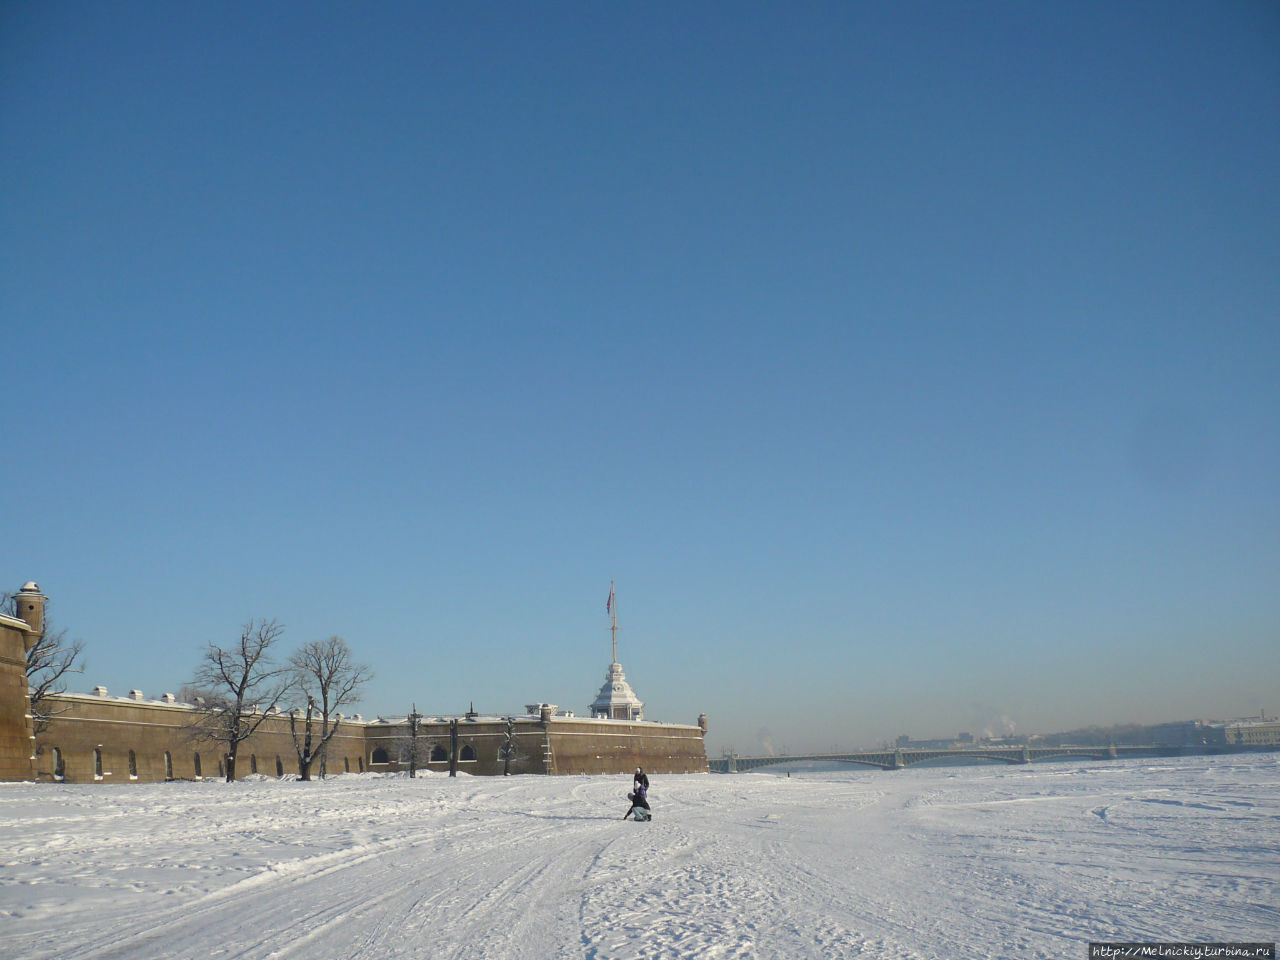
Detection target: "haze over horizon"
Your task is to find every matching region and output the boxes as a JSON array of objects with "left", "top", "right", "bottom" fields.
[{"left": 3, "top": 2, "right": 1277, "bottom": 755}]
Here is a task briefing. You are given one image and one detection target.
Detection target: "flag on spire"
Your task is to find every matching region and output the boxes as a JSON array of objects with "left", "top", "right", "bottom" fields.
[{"left": 606, "top": 583, "right": 614, "bottom": 615}]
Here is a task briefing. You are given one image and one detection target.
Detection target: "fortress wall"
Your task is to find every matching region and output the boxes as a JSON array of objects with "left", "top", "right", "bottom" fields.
[
  {"left": 365, "top": 718, "right": 552, "bottom": 776},
  {"left": 191, "top": 711, "right": 369, "bottom": 780},
  {"left": 544, "top": 719, "right": 709, "bottom": 776},
  {"left": 364, "top": 716, "right": 709, "bottom": 777},
  {"left": 24, "top": 697, "right": 708, "bottom": 782},
  {"left": 0, "top": 619, "right": 35, "bottom": 781},
  {"left": 24, "top": 700, "right": 707, "bottom": 783},
  {"left": 33, "top": 693, "right": 369, "bottom": 783}
]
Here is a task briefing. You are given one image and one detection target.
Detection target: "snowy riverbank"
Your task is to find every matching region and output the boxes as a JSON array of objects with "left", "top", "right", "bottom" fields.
[{"left": 2, "top": 754, "right": 1276, "bottom": 959}]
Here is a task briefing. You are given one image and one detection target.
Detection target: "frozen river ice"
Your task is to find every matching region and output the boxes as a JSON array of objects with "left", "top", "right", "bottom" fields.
[{"left": 1, "top": 753, "right": 1276, "bottom": 959}]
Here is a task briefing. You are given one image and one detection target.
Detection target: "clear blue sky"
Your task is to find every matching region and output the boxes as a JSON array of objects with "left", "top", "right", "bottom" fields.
[{"left": 3, "top": 2, "right": 1277, "bottom": 753}]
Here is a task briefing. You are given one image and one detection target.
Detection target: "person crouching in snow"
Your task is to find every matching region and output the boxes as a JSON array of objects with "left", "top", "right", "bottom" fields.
[{"left": 623, "top": 780, "right": 650, "bottom": 820}]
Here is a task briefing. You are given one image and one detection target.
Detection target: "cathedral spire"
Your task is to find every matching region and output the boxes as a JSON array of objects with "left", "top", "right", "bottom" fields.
[
  {"left": 607, "top": 579, "right": 618, "bottom": 664},
  {"left": 590, "top": 581, "right": 643, "bottom": 721}
]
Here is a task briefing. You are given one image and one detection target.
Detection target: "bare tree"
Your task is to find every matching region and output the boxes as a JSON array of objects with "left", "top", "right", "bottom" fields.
[
  {"left": 394, "top": 704, "right": 431, "bottom": 778},
  {"left": 288, "top": 698, "right": 322, "bottom": 781},
  {"left": 288, "top": 636, "right": 371, "bottom": 780},
  {"left": 3, "top": 591, "right": 86, "bottom": 735},
  {"left": 394, "top": 718, "right": 439, "bottom": 778},
  {"left": 499, "top": 717, "right": 527, "bottom": 776},
  {"left": 189, "top": 619, "right": 287, "bottom": 782}
]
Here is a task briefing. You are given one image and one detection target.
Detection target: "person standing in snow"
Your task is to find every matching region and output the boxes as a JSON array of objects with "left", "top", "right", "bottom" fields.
[{"left": 633, "top": 766, "right": 649, "bottom": 793}]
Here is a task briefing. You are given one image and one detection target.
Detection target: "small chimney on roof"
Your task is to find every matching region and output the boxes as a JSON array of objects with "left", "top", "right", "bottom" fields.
[
  {"left": 129, "top": 689, "right": 144, "bottom": 700},
  {"left": 92, "top": 685, "right": 109, "bottom": 697}
]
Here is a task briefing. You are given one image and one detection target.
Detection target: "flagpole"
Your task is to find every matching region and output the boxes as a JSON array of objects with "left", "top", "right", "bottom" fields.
[{"left": 610, "top": 580, "right": 617, "bottom": 665}]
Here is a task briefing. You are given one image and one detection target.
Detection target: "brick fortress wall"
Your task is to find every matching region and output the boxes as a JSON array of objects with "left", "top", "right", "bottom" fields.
[
  {"left": 33, "top": 692, "right": 371, "bottom": 784},
  {"left": 363, "top": 715, "right": 709, "bottom": 777},
  {"left": 26, "top": 699, "right": 708, "bottom": 783}
]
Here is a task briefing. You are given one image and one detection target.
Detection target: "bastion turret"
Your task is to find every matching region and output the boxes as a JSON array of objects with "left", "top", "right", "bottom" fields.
[{"left": 0, "top": 581, "right": 46, "bottom": 780}]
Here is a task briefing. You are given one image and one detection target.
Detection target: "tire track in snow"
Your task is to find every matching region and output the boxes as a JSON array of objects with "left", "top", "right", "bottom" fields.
[
  {"left": 13, "top": 780, "right": 624, "bottom": 960},
  {"left": 13, "top": 827, "right": 441, "bottom": 960},
  {"left": 328, "top": 808, "right": 622, "bottom": 960},
  {"left": 576, "top": 784, "right": 876, "bottom": 959}
]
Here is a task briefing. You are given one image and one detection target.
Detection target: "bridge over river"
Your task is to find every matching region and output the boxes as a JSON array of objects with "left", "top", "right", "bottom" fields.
[{"left": 707, "top": 744, "right": 1182, "bottom": 773}]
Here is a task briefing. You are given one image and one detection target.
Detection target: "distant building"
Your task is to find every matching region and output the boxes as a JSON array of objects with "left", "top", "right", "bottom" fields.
[{"left": 1219, "top": 718, "right": 1280, "bottom": 746}]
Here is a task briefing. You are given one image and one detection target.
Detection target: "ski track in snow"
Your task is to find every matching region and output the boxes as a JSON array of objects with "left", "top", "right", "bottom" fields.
[{"left": 1, "top": 754, "right": 1277, "bottom": 959}]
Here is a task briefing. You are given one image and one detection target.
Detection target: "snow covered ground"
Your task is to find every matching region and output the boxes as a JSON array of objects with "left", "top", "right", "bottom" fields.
[{"left": 2, "top": 754, "right": 1276, "bottom": 959}]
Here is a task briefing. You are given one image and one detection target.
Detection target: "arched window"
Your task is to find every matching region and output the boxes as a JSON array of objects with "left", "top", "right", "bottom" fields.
[
  {"left": 193, "top": 753, "right": 202, "bottom": 778},
  {"left": 371, "top": 747, "right": 390, "bottom": 764},
  {"left": 430, "top": 744, "right": 448, "bottom": 762},
  {"left": 128, "top": 750, "right": 138, "bottom": 778},
  {"left": 164, "top": 751, "right": 173, "bottom": 780},
  {"left": 460, "top": 745, "right": 477, "bottom": 762},
  {"left": 93, "top": 748, "right": 103, "bottom": 779},
  {"left": 250, "top": 754, "right": 258, "bottom": 775},
  {"left": 53, "top": 747, "right": 65, "bottom": 780},
  {"left": 275, "top": 757, "right": 283, "bottom": 777},
  {"left": 344, "top": 757, "right": 350, "bottom": 773}
]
